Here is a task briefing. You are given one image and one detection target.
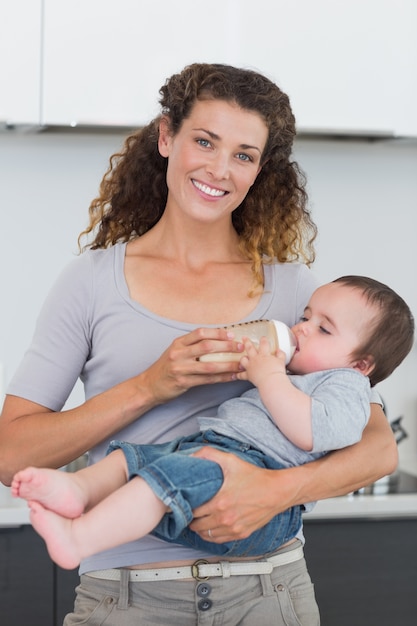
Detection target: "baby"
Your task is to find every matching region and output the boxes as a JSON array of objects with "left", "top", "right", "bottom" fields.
[{"left": 12, "top": 275, "right": 414, "bottom": 569}]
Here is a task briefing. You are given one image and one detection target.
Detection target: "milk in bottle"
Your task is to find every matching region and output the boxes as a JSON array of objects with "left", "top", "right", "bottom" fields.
[{"left": 200, "top": 319, "right": 296, "bottom": 364}]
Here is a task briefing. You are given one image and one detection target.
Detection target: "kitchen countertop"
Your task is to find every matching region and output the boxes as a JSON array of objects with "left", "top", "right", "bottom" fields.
[
  {"left": 2, "top": 470, "right": 417, "bottom": 527},
  {"left": 0, "top": 484, "right": 30, "bottom": 527},
  {"left": 2, "top": 495, "right": 417, "bottom": 529},
  {"left": 306, "top": 469, "right": 417, "bottom": 520},
  {"left": 2, "top": 493, "right": 417, "bottom": 528},
  {"left": 305, "top": 492, "right": 417, "bottom": 521},
  {"left": 0, "top": 503, "right": 30, "bottom": 527}
]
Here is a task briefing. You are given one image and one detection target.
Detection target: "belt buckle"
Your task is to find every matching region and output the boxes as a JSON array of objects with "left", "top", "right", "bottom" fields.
[{"left": 191, "top": 559, "right": 210, "bottom": 581}]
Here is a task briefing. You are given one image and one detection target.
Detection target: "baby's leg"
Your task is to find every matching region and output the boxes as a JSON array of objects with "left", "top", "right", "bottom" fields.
[
  {"left": 28, "top": 475, "right": 168, "bottom": 569},
  {"left": 29, "top": 501, "right": 81, "bottom": 569},
  {"left": 12, "top": 450, "right": 129, "bottom": 518}
]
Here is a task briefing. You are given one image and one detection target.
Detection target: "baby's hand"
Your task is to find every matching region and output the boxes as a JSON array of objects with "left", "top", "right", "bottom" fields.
[{"left": 237, "top": 337, "right": 286, "bottom": 385}]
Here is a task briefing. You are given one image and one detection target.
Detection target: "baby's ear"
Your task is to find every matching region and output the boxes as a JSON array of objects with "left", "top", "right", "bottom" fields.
[{"left": 353, "top": 355, "right": 375, "bottom": 377}]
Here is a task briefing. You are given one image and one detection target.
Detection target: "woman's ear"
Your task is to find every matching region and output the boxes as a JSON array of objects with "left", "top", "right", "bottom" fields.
[
  {"left": 158, "top": 116, "right": 172, "bottom": 157},
  {"left": 353, "top": 355, "right": 375, "bottom": 378}
]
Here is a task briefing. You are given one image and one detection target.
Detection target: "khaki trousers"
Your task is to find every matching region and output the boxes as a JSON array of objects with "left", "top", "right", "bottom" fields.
[{"left": 63, "top": 549, "right": 320, "bottom": 625}]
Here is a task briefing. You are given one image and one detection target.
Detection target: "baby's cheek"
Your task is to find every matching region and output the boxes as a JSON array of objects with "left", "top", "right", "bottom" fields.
[{"left": 291, "top": 349, "right": 327, "bottom": 374}]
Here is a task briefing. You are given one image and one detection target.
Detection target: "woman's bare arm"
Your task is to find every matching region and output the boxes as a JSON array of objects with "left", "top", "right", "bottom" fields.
[
  {"left": 190, "top": 403, "right": 397, "bottom": 542},
  {"left": 0, "top": 328, "right": 241, "bottom": 485},
  {"left": 0, "top": 378, "right": 155, "bottom": 485}
]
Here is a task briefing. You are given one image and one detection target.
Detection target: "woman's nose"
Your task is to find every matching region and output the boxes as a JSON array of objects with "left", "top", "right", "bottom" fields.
[{"left": 206, "top": 153, "right": 230, "bottom": 179}]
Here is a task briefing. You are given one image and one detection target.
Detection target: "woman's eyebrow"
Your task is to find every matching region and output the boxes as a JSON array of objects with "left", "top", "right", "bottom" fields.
[
  {"left": 240, "top": 143, "right": 262, "bottom": 154},
  {"left": 193, "top": 127, "right": 220, "bottom": 140}
]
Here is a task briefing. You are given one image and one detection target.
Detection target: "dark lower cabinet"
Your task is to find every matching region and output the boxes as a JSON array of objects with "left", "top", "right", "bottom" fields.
[
  {"left": 303, "top": 517, "right": 417, "bottom": 626},
  {"left": 0, "top": 525, "right": 78, "bottom": 626},
  {"left": 55, "top": 566, "right": 79, "bottom": 625},
  {"left": 0, "top": 525, "right": 53, "bottom": 625}
]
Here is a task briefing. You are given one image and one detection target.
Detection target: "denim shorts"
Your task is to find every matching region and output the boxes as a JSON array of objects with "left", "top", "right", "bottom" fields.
[{"left": 108, "top": 430, "right": 301, "bottom": 557}]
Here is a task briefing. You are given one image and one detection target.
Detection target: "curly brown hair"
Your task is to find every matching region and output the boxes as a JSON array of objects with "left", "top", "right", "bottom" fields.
[{"left": 80, "top": 63, "right": 317, "bottom": 289}]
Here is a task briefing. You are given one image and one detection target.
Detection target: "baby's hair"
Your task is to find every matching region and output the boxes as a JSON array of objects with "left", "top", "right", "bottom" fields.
[{"left": 333, "top": 275, "right": 414, "bottom": 386}]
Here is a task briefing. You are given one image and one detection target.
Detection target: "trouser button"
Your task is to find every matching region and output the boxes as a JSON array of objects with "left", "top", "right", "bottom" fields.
[
  {"left": 198, "top": 598, "right": 213, "bottom": 611},
  {"left": 197, "top": 582, "right": 212, "bottom": 597}
]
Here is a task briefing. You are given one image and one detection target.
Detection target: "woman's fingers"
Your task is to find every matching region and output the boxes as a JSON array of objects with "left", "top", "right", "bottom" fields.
[
  {"left": 141, "top": 328, "right": 244, "bottom": 402},
  {"left": 190, "top": 447, "right": 280, "bottom": 543}
]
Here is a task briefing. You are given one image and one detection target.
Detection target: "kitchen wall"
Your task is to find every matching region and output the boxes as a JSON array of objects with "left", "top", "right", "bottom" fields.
[{"left": 0, "top": 130, "right": 416, "bottom": 472}]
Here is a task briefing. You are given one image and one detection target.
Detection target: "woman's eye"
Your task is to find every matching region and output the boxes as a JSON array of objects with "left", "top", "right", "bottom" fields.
[
  {"left": 237, "top": 153, "right": 252, "bottom": 162},
  {"left": 299, "top": 316, "right": 308, "bottom": 322},
  {"left": 319, "top": 326, "right": 331, "bottom": 335},
  {"left": 197, "top": 138, "right": 211, "bottom": 148}
]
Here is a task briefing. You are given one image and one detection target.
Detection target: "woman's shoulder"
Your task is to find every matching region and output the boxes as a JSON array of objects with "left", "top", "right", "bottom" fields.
[
  {"left": 61, "top": 243, "right": 125, "bottom": 280},
  {"left": 42, "top": 243, "right": 126, "bottom": 310},
  {"left": 265, "top": 261, "right": 320, "bottom": 292},
  {"left": 261, "top": 261, "right": 320, "bottom": 325},
  {"left": 82, "top": 242, "right": 125, "bottom": 266}
]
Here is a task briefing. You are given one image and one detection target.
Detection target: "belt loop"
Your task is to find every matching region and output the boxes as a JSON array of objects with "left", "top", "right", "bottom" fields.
[
  {"left": 220, "top": 561, "right": 231, "bottom": 578},
  {"left": 117, "top": 569, "right": 130, "bottom": 610},
  {"left": 259, "top": 573, "right": 275, "bottom": 597}
]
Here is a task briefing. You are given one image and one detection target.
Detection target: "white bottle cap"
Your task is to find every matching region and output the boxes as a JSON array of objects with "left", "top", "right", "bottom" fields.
[{"left": 271, "top": 320, "right": 297, "bottom": 364}]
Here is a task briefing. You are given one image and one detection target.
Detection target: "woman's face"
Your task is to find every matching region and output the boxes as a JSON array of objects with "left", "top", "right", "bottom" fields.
[{"left": 158, "top": 99, "right": 268, "bottom": 225}]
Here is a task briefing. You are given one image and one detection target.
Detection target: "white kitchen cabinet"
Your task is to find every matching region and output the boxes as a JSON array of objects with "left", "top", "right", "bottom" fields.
[
  {"left": 40, "top": 0, "right": 417, "bottom": 135},
  {"left": 3, "top": 1, "right": 417, "bottom": 135},
  {"left": 0, "top": 0, "right": 42, "bottom": 125},
  {"left": 235, "top": 0, "right": 417, "bottom": 137},
  {"left": 41, "top": 0, "right": 240, "bottom": 127}
]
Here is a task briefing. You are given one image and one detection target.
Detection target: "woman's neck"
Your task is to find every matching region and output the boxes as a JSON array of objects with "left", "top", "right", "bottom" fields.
[
  {"left": 132, "top": 213, "right": 244, "bottom": 268},
  {"left": 124, "top": 214, "right": 259, "bottom": 324}
]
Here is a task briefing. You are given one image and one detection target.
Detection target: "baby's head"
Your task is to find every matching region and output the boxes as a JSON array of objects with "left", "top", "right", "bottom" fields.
[
  {"left": 333, "top": 276, "right": 414, "bottom": 386},
  {"left": 289, "top": 275, "right": 414, "bottom": 386}
]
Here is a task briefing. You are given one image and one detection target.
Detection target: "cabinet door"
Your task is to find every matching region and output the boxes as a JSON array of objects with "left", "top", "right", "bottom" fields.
[
  {"left": 0, "top": 526, "right": 54, "bottom": 625},
  {"left": 41, "top": 0, "right": 240, "bottom": 126},
  {"left": 4, "top": 1, "right": 417, "bottom": 134},
  {"left": 55, "top": 566, "right": 79, "bottom": 624},
  {"left": 303, "top": 518, "right": 417, "bottom": 626},
  {"left": 0, "top": 0, "right": 42, "bottom": 125},
  {"left": 236, "top": 0, "right": 417, "bottom": 136},
  {"left": 41, "top": 0, "right": 417, "bottom": 135}
]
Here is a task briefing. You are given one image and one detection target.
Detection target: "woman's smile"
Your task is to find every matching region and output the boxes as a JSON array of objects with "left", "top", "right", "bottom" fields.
[{"left": 191, "top": 178, "right": 228, "bottom": 198}]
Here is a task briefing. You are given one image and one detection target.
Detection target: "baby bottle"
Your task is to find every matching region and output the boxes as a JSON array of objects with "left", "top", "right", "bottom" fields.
[{"left": 200, "top": 319, "right": 296, "bottom": 364}]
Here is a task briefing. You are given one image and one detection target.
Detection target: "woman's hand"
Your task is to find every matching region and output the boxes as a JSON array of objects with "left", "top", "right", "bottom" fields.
[
  {"left": 140, "top": 327, "right": 244, "bottom": 404},
  {"left": 189, "top": 447, "right": 285, "bottom": 543},
  {"left": 189, "top": 404, "right": 398, "bottom": 543}
]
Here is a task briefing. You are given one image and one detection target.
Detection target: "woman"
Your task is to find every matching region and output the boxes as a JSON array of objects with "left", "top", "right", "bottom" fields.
[{"left": 0, "top": 63, "right": 396, "bottom": 625}]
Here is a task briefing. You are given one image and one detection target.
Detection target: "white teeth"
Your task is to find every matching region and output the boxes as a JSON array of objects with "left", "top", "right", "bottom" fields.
[{"left": 193, "top": 180, "right": 226, "bottom": 197}]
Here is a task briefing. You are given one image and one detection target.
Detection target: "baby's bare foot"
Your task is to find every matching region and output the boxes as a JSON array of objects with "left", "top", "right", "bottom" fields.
[
  {"left": 29, "top": 501, "right": 82, "bottom": 570},
  {"left": 12, "top": 467, "right": 86, "bottom": 518}
]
